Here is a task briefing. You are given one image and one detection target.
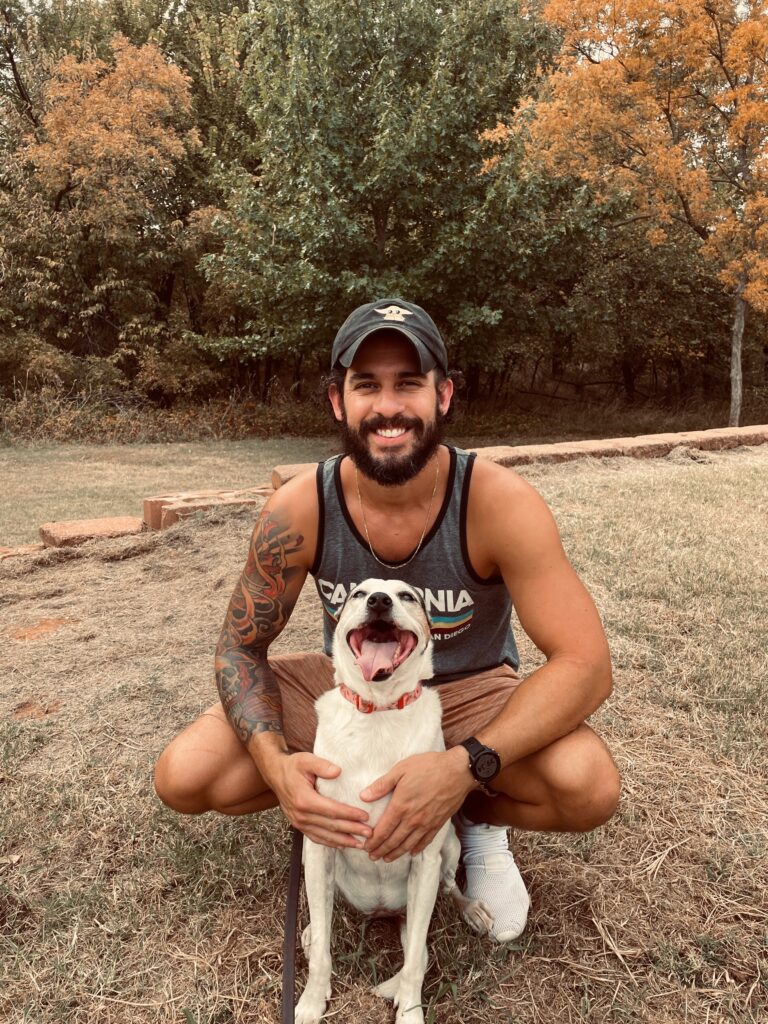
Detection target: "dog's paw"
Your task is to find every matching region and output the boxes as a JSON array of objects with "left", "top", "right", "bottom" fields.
[
  {"left": 295, "top": 983, "right": 329, "bottom": 1024},
  {"left": 372, "top": 971, "right": 400, "bottom": 1001},
  {"left": 462, "top": 898, "right": 494, "bottom": 935}
]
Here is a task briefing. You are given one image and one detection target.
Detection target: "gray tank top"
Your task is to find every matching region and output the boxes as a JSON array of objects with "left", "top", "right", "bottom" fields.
[{"left": 310, "top": 446, "right": 520, "bottom": 684}]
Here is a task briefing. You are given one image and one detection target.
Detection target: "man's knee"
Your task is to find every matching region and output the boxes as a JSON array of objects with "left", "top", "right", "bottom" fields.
[
  {"left": 545, "top": 728, "right": 621, "bottom": 831},
  {"left": 153, "top": 742, "right": 213, "bottom": 815}
]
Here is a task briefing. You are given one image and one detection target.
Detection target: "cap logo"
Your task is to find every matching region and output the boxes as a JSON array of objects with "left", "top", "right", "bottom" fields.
[{"left": 375, "top": 304, "right": 414, "bottom": 323}]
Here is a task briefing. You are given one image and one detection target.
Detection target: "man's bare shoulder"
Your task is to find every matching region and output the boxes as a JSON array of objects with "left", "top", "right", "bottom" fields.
[
  {"left": 469, "top": 455, "right": 548, "bottom": 513},
  {"left": 468, "top": 456, "right": 562, "bottom": 574},
  {"left": 258, "top": 465, "right": 320, "bottom": 571}
]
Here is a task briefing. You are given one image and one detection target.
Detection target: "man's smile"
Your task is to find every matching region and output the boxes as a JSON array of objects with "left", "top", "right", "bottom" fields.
[
  {"left": 370, "top": 425, "right": 413, "bottom": 447},
  {"left": 376, "top": 427, "right": 408, "bottom": 438}
]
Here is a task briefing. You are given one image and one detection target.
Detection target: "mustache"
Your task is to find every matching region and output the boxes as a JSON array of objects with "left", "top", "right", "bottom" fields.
[{"left": 359, "top": 414, "right": 423, "bottom": 437}]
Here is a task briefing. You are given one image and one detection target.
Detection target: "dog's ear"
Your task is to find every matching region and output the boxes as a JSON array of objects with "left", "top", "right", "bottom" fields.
[
  {"left": 411, "top": 585, "right": 429, "bottom": 619},
  {"left": 336, "top": 588, "right": 352, "bottom": 619},
  {"left": 336, "top": 582, "right": 366, "bottom": 620}
]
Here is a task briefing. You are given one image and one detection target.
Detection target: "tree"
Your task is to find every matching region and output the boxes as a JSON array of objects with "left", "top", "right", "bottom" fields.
[
  {"left": 493, "top": 0, "right": 768, "bottom": 424},
  {"left": 0, "top": 33, "right": 200, "bottom": 361},
  {"left": 197, "top": 0, "right": 555, "bottom": 386},
  {"left": 566, "top": 221, "right": 732, "bottom": 400}
]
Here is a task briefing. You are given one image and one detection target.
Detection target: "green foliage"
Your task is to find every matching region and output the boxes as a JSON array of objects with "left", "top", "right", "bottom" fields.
[
  {"left": 0, "top": 0, "right": 765, "bottom": 415},
  {"left": 199, "top": 0, "right": 554, "bottom": 370}
]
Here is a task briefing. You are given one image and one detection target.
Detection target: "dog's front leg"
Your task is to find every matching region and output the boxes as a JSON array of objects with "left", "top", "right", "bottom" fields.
[
  {"left": 295, "top": 838, "right": 335, "bottom": 1024},
  {"left": 394, "top": 852, "right": 442, "bottom": 1024}
]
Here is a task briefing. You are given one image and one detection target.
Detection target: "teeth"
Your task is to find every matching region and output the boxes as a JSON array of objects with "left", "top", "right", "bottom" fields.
[{"left": 377, "top": 428, "right": 407, "bottom": 437}]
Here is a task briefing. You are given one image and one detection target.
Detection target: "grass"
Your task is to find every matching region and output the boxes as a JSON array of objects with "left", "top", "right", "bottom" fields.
[
  {"left": 0, "top": 445, "right": 767, "bottom": 1022},
  {"left": 0, "top": 438, "right": 336, "bottom": 547}
]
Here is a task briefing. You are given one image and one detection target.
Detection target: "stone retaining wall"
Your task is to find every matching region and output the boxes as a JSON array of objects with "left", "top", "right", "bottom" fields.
[{"left": 271, "top": 424, "right": 768, "bottom": 487}]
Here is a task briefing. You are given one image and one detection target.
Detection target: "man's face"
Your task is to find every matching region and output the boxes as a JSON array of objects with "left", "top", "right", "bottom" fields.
[{"left": 329, "top": 332, "right": 453, "bottom": 487}]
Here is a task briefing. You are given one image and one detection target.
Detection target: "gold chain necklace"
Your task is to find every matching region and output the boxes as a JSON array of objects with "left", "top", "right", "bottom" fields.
[{"left": 355, "top": 458, "right": 440, "bottom": 569}]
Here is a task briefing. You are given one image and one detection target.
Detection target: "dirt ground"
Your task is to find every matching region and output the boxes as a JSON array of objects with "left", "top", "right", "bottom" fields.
[{"left": 1, "top": 445, "right": 766, "bottom": 1023}]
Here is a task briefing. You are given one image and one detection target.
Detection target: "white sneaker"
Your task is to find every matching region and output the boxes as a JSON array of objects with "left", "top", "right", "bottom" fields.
[{"left": 455, "top": 810, "right": 530, "bottom": 943}]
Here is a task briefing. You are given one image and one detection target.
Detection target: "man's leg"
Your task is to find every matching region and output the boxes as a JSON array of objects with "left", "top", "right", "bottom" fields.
[
  {"left": 154, "top": 703, "right": 277, "bottom": 815},
  {"left": 437, "top": 668, "right": 621, "bottom": 831},
  {"left": 437, "top": 667, "right": 621, "bottom": 942},
  {"left": 153, "top": 652, "right": 334, "bottom": 816},
  {"left": 461, "top": 722, "right": 621, "bottom": 833}
]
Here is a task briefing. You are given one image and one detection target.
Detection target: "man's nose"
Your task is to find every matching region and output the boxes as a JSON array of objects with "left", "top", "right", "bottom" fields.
[
  {"left": 367, "top": 592, "right": 393, "bottom": 615},
  {"left": 372, "top": 386, "right": 405, "bottom": 418}
]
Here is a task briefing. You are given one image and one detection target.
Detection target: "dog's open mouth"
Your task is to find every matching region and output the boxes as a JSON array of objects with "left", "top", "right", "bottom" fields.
[{"left": 347, "top": 621, "right": 418, "bottom": 682}]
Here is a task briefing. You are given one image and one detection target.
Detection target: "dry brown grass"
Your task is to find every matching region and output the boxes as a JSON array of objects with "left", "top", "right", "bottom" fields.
[{"left": 1, "top": 446, "right": 766, "bottom": 1023}]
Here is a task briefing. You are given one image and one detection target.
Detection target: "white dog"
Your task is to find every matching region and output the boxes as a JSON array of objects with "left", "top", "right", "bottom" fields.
[{"left": 295, "top": 578, "right": 492, "bottom": 1024}]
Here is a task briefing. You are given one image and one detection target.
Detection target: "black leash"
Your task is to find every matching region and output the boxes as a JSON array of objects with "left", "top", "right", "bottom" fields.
[{"left": 281, "top": 826, "right": 303, "bottom": 1024}]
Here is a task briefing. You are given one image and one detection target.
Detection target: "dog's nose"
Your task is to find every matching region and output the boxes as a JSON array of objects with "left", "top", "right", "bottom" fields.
[{"left": 367, "top": 592, "right": 393, "bottom": 614}]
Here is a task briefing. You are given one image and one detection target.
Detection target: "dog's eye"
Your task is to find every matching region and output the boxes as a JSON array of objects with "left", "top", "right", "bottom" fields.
[
  {"left": 398, "top": 591, "right": 416, "bottom": 602},
  {"left": 352, "top": 590, "right": 365, "bottom": 599}
]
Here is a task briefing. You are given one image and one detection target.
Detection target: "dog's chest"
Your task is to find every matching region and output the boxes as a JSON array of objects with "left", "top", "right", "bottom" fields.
[
  {"left": 313, "top": 689, "right": 444, "bottom": 824},
  {"left": 313, "top": 689, "right": 446, "bottom": 914}
]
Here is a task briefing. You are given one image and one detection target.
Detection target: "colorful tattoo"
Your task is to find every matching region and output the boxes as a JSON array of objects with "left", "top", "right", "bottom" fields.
[{"left": 215, "top": 508, "right": 305, "bottom": 745}]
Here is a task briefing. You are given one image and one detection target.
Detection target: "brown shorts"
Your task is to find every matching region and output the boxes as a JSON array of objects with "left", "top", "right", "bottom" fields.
[{"left": 271, "top": 652, "right": 523, "bottom": 753}]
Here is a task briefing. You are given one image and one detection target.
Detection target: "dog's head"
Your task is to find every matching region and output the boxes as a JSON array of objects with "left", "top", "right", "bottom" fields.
[{"left": 333, "top": 578, "right": 433, "bottom": 703}]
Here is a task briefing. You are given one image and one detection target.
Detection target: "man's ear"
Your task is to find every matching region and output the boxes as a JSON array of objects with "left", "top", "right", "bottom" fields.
[
  {"left": 328, "top": 382, "right": 345, "bottom": 422},
  {"left": 436, "top": 376, "right": 454, "bottom": 416}
]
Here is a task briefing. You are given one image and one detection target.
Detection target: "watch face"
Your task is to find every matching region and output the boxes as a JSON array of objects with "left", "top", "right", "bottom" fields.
[{"left": 476, "top": 751, "right": 500, "bottom": 781}]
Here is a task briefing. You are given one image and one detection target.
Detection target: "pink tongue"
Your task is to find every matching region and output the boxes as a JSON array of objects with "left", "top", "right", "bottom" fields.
[{"left": 356, "top": 639, "right": 398, "bottom": 681}]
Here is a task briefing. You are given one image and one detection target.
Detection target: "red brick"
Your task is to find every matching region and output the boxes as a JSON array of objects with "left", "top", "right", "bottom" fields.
[
  {"left": 473, "top": 425, "right": 768, "bottom": 467},
  {"left": 159, "top": 494, "right": 267, "bottom": 529},
  {"left": 143, "top": 494, "right": 181, "bottom": 531},
  {"left": 39, "top": 517, "right": 145, "bottom": 548},
  {"left": 272, "top": 463, "right": 317, "bottom": 489},
  {"left": 143, "top": 486, "right": 272, "bottom": 529}
]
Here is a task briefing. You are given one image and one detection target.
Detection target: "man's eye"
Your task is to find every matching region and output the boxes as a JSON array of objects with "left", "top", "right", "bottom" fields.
[{"left": 399, "top": 591, "right": 416, "bottom": 602}]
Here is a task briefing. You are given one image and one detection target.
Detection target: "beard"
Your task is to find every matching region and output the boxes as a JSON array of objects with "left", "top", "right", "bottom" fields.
[{"left": 339, "top": 403, "right": 445, "bottom": 486}]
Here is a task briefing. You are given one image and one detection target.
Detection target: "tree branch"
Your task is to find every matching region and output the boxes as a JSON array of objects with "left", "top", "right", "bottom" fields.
[{"left": 2, "top": 12, "right": 40, "bottom": 130}]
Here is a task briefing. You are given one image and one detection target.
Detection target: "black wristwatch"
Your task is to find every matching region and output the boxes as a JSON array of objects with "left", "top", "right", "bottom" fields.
[{"left": 459, "top": 737, "right": 501, "bottom": 791}]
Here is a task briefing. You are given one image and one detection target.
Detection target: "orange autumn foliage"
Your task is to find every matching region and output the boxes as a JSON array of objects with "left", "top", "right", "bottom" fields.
[
  {"left": 25, "top": 34, "right": 200, "bottom": 236},
  {"left": 493, "top": 1, "right": 768, "bottom": 313}
]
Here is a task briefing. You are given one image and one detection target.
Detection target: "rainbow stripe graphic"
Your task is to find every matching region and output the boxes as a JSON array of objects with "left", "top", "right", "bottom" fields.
[{"left": 430, "top": 609, "right": 474, "bottom": 634}]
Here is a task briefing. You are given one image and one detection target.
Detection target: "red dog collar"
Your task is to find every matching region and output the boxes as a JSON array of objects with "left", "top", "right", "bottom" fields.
[{"left": 338, "top": 682, "right": 423, "bottom": 713}]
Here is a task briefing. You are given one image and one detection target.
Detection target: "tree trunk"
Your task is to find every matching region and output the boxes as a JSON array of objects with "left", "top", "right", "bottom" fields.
[
  {"left": 620, "top": 354, "right": 636, "bottom": 401},
  {"left": 465, "top": 363, "right": 481, "bottom": 402},
  {"left": 261, "top": 356, "right": 273, "bottom": 404},
  {"left": 292, "top": 354, "right": 303, "bottom": 400},
  {"left": 729, "top": 275, "right": 747, "bottom": 427}
]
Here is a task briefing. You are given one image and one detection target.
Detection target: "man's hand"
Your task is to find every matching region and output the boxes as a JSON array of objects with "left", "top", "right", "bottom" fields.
[
  {"left": 270, "top": 752, "right": 373, "bottom": 850},
  {"left": 360, "top": 748, "right": 475, "bottom": 861}
]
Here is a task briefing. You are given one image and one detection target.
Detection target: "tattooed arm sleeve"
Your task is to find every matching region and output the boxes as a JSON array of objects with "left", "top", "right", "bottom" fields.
[{"left": 215, "top": 504, "right": 307, "bottom": 748}]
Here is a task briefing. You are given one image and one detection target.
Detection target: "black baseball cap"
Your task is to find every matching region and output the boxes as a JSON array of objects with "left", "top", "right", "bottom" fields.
[{"left": 331, "top": 298, "right": 448, "bottom": 373}]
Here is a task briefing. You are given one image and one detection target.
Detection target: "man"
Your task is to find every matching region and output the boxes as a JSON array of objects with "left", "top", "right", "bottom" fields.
[{"left": 154, "top": 298, "right": 620, "bottom": 943}]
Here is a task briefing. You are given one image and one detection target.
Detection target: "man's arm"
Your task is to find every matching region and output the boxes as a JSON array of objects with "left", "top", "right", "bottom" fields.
[
  {"left": 216, "top": 481, "right": 373, "bottom": 849},
  {"left": 215, "top": 502, "right": 304, "bottom": 752},
  {"left": 464, "top": 463, "right": 613, "bottom": 765}
]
